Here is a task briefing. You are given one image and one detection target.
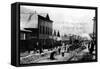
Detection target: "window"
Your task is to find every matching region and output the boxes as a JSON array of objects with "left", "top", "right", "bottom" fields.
[
  {"left": 43, "top": 26, "right": 44, "bottom": 34},
  {"left": 20, "top": 33, "right": 26, "bottom": 40},
  {"left": 39, "top": 25, "right": 41, "bottom": 34},
  {"left": 46, "top": 27, "right": 48, "bottom": 34},
  {"left": 48, "top": 28, "right": 49, "bottom": 35}
]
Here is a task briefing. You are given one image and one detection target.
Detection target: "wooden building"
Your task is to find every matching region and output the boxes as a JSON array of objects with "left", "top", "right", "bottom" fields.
[{"left": 20, "top": 8, "right": 53, "bottom": 52}]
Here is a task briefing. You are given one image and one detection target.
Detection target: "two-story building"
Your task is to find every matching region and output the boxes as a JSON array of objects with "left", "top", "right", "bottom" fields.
[
  {"left": 38, "top": 14, "right": 53, "bottom": 49},
  {"left": 20, "top": 7, "right": 53, "bottom": 52}
]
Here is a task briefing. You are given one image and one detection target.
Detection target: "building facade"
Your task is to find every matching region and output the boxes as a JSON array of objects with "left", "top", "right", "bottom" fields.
[
  {"left": 38, "top": 14, "right": 53, "bottom": 49},
  {"left": 20, "top": 9, "right": 53, "bottom": 52},
  {"left": 93, "top": 17, "right": 96, "bottom": 43},
  {"left": 89, "top": 17, "right": 96, "bottom": 43}
]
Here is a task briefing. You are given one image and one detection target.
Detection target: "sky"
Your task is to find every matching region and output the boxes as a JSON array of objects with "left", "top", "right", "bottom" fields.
[{"left": 20, "top": 5, "right": 95, "bottom": 36}]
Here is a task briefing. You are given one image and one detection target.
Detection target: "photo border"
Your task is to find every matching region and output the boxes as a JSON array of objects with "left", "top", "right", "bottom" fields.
[{"left": 15, "top": 2, "right": 98, "bottom": 67}]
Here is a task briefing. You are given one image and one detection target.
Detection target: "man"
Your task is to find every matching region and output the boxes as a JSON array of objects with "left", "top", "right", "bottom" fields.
[
  {"left": 88, "top": 41, "right": 95, "bottom": 54},
  {"left": 61, "top": 46, "right": 65, "bottom": 57},
  {"left": 58, "top": 48, "right": 61, "bottom": 55},
  {"left": 50, "top": 51, "right": 56, "bottom": 60}
]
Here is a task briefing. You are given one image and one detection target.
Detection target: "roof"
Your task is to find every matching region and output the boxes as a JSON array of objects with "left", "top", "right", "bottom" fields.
[
  {"left": 20, "top": 7, "right": 53, "bottom": 29},
  {"left": 38, "top": 13, "right": 47, "bottom": 17},
  {"left": 20, "top": 12, "right": 38, "bottom": 29},
  {"left": 81, "top": 33, "right": 91, "bottom": 40},
  {"left": 20, "top": 28, "right": 32, "bottom": 32},
  {"left": 38, "top": 15, "right": 53, "bottom": 22}
]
